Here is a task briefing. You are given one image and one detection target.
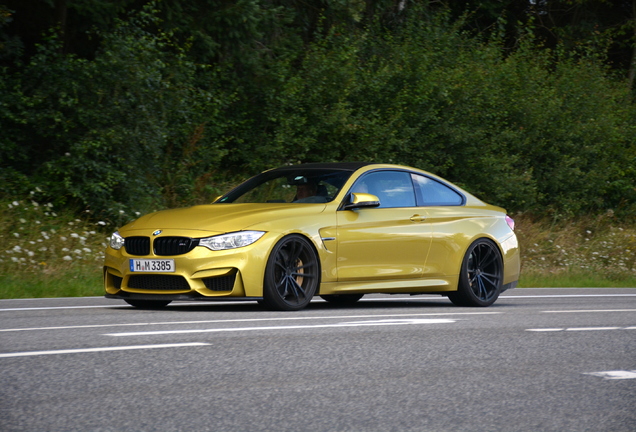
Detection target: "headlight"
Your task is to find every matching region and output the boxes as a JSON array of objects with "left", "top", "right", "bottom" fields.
[
  {"left": 109, "top": 231, "right": 125, "bottom": 250},
  {"left": 199, "top": 231, "right": 265, "bottom": 251}
]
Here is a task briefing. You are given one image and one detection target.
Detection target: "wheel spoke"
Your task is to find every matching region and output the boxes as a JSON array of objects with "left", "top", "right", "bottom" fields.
[
  {"left": 288, "top": 276, "right": 306, "bottom": 301},
  {"left": 477, "top": 276, "right": 487, "bottom": 299}
]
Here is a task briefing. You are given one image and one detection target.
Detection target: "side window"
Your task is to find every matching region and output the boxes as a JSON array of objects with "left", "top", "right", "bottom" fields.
[
  {"left": 412, "top": 174, "right": 463, "bottom": 206},
  {"left": 352, "top": 171, "right": 416, "bottom": 208}
]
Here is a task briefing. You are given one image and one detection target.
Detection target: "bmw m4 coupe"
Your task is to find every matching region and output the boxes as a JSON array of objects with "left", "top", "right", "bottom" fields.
[{"left": 104, "top": 163, "right": 520, "bottom": 310}]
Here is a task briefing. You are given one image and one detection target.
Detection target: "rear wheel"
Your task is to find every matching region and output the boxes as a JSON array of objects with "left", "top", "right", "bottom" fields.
[
  {"left": 262, "top": 235, "right": 320, "bottom": 311},
  {"left": 124, "top": 299, "right": 171, "bottom": 308},
  {"left": 448, "top": 239, "right": 503, "bottom": 307},
  {"left": 320, "top": 294, "right": 364, "bottom": 305}
]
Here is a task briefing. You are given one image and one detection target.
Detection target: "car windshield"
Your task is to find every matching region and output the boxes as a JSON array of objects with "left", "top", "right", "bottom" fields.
[{"left": 217, "top": 168, "right": 354, "bottom": 204}]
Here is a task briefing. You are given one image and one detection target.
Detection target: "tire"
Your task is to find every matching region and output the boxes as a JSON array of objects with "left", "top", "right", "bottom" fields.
[
  {"left": 320, "top": 294, "right": 364, "bottom": 305},
  {"left": 261, "top": 235, "right": 320, "bottom": 311},
  {"left": 124, "top": 299, "right": 172, "bottom": 308},
  {"left": 448, "top": 238, "right": 503, "bottom": 307}
]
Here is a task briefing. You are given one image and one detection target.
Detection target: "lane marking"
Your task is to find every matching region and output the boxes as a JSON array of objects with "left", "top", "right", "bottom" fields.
[
  {"left": 527, "top": 327, "right": 635, "bottom": 332},
  {"left": 2, "top": 292, "right": 635, "bottom": 311},
  {"left": 543, "top": 309, "right": 636, "bottom": 313},
  {"left": 502, "top": 294, "right": 636, "bottom": 299},
  {"left": 105, "top": 318, "right": 457, "bottom": 337},
  {"left": 0, "top": 343, "right": 210, "bottom": 359},
  {"left": 0, "top": 312, "right": 497, "bottom": 333},
  {"left": 0, "top": 302, "right": 212, "bottom": 312},
  {"left": 584, "top": 371, "right": 636, "bottom": 380}
]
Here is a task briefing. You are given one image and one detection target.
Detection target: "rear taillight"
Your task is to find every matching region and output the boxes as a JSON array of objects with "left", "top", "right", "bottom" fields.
[{"left": 505, "top": 215, "right": 515, "bottom": 231}]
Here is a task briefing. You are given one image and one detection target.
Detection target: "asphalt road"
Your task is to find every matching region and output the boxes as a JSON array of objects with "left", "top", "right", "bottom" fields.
[{"left": 1, "top": 288, "right": 634, "bottom": 432}]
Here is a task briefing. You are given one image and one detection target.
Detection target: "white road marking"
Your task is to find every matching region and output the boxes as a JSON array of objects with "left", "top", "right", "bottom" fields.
[
  {"left": 1, "top": 292, "right": 635, "bottom": 311},
  {"left": 0, "top": 343, "right": 210, "bottom": 358},
  {"left": 0, "top": 302, "right": 216, "bottom": 312},
  {"left": 0, "top": 312, "right": 496, "bottom": 333},
  {"left": 105, "top": 318, "right": 457, "bottom": 337},
  {"left": 584, "top": 371, "right": 636, "bottom": 380},
  {"left": 527, "top": 326, "right": 635, "bottom": 332},
  {"left": 543, "top": 309, "right": 636, "bottom": 313},
  {"left": 502, "top": 294, "right": 636, "bottom": 298}
]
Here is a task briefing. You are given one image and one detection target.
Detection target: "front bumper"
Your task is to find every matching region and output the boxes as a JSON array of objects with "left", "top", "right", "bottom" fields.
[{"left": 103, "top": 233, "right": 278, "bottom": 299}]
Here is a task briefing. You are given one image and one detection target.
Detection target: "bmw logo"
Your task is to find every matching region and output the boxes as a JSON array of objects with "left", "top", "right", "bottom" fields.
[{"left": 152, "top": 230, "right": 162, "bottom": 236}]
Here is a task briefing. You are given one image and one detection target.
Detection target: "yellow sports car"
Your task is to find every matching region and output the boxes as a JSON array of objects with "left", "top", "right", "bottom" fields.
[{"left": 104, "top": 163, "right": 520, "bottom": 310}]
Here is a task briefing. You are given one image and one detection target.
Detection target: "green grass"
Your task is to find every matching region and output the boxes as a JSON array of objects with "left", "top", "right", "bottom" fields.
[
  {"left": 0, "top": 270, "right": 104, "bottom": 299},
  {"left": 518, "top": 271, "right": 636, "bottom": 288}
]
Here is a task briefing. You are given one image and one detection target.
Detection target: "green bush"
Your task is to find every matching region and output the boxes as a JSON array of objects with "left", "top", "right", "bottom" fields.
[
  {"left": 1, "top": 4, "right": 634, "bottom": 220},
  {"left": 0, "top": 6, "right": 230, "bottom": 222}
]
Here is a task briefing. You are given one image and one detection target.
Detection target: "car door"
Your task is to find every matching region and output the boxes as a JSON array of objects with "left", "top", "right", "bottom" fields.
[
  {"left": 411, "top": 174, "right": 471, "bottom": 277},
  {"left": 335, "top": 170, "right": 432, "bottom": 282}
]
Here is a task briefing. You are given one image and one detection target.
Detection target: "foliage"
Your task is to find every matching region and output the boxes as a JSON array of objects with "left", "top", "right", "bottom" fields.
[
  {"left": 0, "top": 4, "right": 230, "bottom": 221},
  {"left": 240, "top": 9, "right": 636, "bottom": 216},
  {"left": 0, "top": 1, "right": 635, "bottom": 221}
]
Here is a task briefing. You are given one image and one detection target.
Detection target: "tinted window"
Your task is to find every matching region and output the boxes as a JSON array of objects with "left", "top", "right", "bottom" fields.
[
  {"left": 218, "top": 169, "right": 352, "bottom": 204},
  {"left": 351, "top": 171, "right": 416, "bottom": 208},
  {"left": 412, "top": 174, "right": 463, "bottom": 206}
]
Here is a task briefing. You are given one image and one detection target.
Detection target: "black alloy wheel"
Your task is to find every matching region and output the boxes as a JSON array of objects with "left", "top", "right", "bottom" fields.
[
  {"left": 262, "top": 235, "right": 320, "bottom": 311},
  {"left": 448, "top": 239, "right": 503, "bottom": 307}
]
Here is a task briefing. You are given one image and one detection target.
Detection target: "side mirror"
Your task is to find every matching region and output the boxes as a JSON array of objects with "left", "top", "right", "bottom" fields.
[{"left": 343, "top": 193, "right": 381, "bottom": 210}]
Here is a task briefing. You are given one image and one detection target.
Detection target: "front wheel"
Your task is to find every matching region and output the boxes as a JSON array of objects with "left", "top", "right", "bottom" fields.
[
  {"left": 261, "top": 235, "right": 320, "bottom": 311},
  {"left": 448, "top": 239, "right": 503, "bottom": 307}
]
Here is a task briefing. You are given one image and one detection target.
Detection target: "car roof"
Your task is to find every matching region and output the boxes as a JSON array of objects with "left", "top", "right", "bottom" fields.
[{"left": 268, "top": 162, "right": 373, "bottom": 172}]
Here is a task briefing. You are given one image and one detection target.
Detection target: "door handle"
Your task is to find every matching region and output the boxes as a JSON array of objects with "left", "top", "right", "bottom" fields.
[{"left": 410, "top": 214, "right": 426, "bottom": 222}]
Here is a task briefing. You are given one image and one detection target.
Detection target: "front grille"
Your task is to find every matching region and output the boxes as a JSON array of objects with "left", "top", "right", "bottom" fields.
[
  {"left": 112, "top": 275, "right": 123, "bottom": 289},
  {"left": 125, "top": 237, "right": 150, "bottom": 256},
  {"left": 203, "top": 273, "right": 236, "bottom": 291},
  {"left": 154, "top": 237, "right": 199, "bottom": 256},
  {"left": 127, "top": 275, "right": 191, "bottom": 291}
]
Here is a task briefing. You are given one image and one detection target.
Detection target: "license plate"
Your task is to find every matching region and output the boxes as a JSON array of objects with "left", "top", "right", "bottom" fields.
[{"left": 129, "top": 259, "right": 175, "bottom": 273}]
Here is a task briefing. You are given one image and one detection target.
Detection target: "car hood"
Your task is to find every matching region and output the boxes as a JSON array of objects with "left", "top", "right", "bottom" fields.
[{"left": 121, "top": 203, "right": 328, "bottom": 235}]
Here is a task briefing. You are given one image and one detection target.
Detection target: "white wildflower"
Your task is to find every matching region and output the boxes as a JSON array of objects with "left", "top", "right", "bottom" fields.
[
  {"left": 62, "top": 256, "right": 72, "bottom": 261},
  {"left": 13, "top": 233, "right": 19, "bottom": 238}
]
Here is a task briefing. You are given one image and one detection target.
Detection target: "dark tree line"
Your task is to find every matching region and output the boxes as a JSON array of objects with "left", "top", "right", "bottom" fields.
[{"left": 0, "top": 1, "right": 634, "bottom": 222}]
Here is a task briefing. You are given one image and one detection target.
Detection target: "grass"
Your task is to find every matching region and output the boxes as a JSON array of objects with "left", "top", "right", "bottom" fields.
[{"left": 0, "top": 194, "right": 634, "bottom": 299}]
